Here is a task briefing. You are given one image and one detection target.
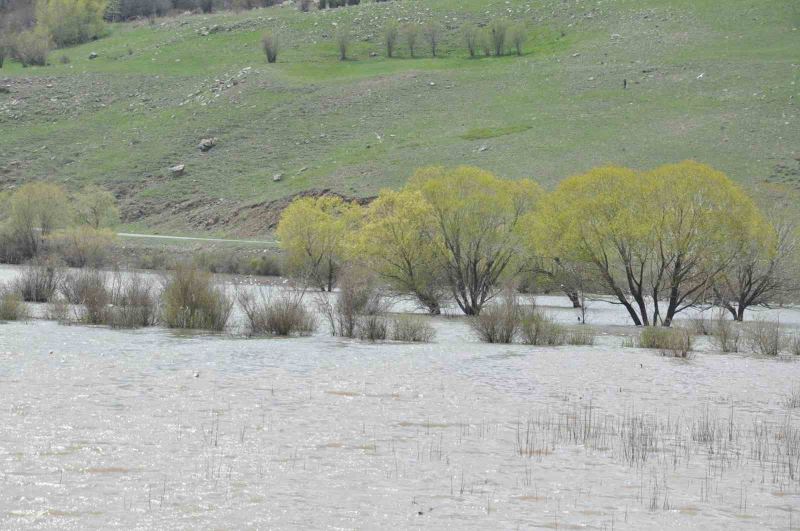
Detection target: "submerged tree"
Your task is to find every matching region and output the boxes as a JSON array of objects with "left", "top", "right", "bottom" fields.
[
  {"left": 355, "top": 189, "right": 446, "bottom": 314},
  {"left": 409, "top": 166, "right": 541, "bottom": 315},
  {"left": 277, "top": 195, "right": 362, "bottom": 291},
  {"left": 532, "top": 161, "right": 765, "bottom": 326}
]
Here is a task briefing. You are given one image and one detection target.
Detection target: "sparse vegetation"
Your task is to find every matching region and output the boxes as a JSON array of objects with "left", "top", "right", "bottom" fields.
[
  {"left": 470, "top": 295, "right": 519, "bottom": 344},
  {"left": 712, "top": 315, "right": 741, "bottom": 353},
  {"left": 639, "top": 327, "right": 694, "bottom": 358},
  {"left": 238, "top": 288, "right": 316, "bottom": 337},
  {"left": 390, "top": 315, "right": 435, "bottom": 343},
  {"left": 0, "top": 285, "right": 27, "bottom": 321},
  {"left": 519, "top": 307, "right": 565, "bottom": 346},
  {"left": 13, "top": 259, "right": 64, "bottom": 303},
  {"left": 261, "top": 32, "right": 278, "bottom": 63},
  {"left": 743, "top": 318, "right": 783, "bottom": 356},
  {"left": 161, "top": 264, "right": 233, "bottom": 331},
  {"left": 384, "top": 23, "right": 398, "bottom": 58}
]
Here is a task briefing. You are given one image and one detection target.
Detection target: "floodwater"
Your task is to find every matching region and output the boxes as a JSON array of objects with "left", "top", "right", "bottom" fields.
[{"left": 0, "top": 265, "right": 799, "bottom": 529}]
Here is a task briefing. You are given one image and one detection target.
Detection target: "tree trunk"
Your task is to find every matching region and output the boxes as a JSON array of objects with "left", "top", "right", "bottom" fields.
[{"left": 566, "top": 290, "right": 582, "bottom": 309}]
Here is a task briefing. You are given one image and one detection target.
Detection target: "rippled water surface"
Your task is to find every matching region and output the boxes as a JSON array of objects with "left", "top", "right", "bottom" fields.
[{"left": 1, "top": 267, "right": 799, "bottom": 529}]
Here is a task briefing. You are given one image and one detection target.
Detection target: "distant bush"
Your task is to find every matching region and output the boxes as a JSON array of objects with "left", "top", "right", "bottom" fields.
[
  {"left": 519, "top": 307, "right": 565, "bottom": 346},
  {"left": 423, "top": 21, "right": 441, "bottom": 57},
  {"left": 36, "top": 0, "right": 106, "bottom": 48},
  {"left": 470, "top": 296, "right": 518, "bottom": 344},
  {"left": 71, "top": 271, "right": 112, "bottom": 325},
  {"left": 0, "top": 41, "right": 7, "bottom": 68},
  {"left": 13, "top": 258, "right": 64, "bottom": 303},
  {"left": 48, "top": 227, "right": 114, "bottom": 268},
  {"left": 384, "top": 23, "right": 398, "bottom": 58},
  {"left": 390, "top": 315, "right": 435, "bottom": 343},
  {"left": 199, "top": 0, "right": 213, "bottom": 12},
  {"left": 296, "top": 0, "right": 311, "bottom": 11},
  {"left": 463, "top": 24, "right": 478, "bottom": 58},
  {"left": 402, "top": 23, "right": 418, "bottom": 57},
  {"left": 10, "top": 29, "right": 50, "bottom": 66},
  {"left": 639, "top": 327, "right": 693, "bottom": 358},
  {"left": 336, "top": 27, "right": 350, "bottom": 60},
  {"left": 62, "top": 268, "right": 107, "bottom": 304},
  {"left": 488, "top": 19, "right": 509, "bottom": 56},
  {"left": 238, "top": 288, "right": 316, "bottom": 336},
  {"left": 4, "top": 182, "right": 70, "bottom": 260},
  {"left": 162, "top": 265, "right": 233, "bottom": 331},
  {"left": 744, "top": 319, "right": 783, "bottom": 356},
  {"left": 261, "top": 32, "right": 278, "bottom": 63},
  {"left": 0, "top": 285, "right": 28, "bottom": 321},
  {"left": 508, "top": 23, "right": 526, "bottom": 56}
]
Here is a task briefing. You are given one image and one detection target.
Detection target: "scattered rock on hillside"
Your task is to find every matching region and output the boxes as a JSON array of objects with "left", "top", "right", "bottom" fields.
[
  {"left": 170, "top": 164, "right": 186, "bottom": 177},
  {"left": 198, "top": 138, "right": 217, "bottom": 152},
  {"left": 272, "top": 173, "right": 283, "bottom": 182},
  {"left": 89, "top": 52, "right": 98, "bottom": 59}
]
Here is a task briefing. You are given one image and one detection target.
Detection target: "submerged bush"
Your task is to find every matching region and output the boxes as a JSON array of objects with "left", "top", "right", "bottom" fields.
[
  {"left": 357, "top": 314, "right": 388, "bottom": 342},
  {"left": 107, "top": 273, "right": 158, "bottom": 329},
  {"left": 0, "top": 286, "right": 28, "bottom": 321},
  {"left": 162, "top": 265, "right": 233, "bottom": 331},
  {"left": 744, "top": 319, "right": 783, "bottom": 356},
  {"left": 566, "top": 327, "right": 596, "bottom": 346},
  {"left": 390, "top": 315, "right": 435, "bottom": 343},
  {"left": 519, "top": 307, "right": 565, "bottom": 346},
  {"left": 238, "top": 289, "right": 316, "bottom": 337},
  {"left": 316, "top": 269, "right": 385, "bottom": 338},
  {"left": 712, "top": 316, "right": 741, "bottom": 353},
  {"left": 470, "top": 296, "right": 519, "bottom": 344},
  {"left": 13, "top": 259, "right": 64, "bottom": 302},
  {"left": 639, "top": 327, "right": 693, "bottom": 358}
]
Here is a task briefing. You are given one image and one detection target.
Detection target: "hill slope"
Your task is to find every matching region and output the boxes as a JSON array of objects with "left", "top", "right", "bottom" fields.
[{"left": 1, "top": 0, "right": 798, "bottom": 236}]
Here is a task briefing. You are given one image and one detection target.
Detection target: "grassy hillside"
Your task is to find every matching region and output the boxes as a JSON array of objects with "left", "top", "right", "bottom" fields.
[{"left": 1, "top": 0, "right": 798, "bottom": 236}]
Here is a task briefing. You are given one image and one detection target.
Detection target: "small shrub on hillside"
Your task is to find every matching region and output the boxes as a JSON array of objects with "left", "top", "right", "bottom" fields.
[
  {"left": 384, "top": 23, "right": 398, "bottom": 58},
  {"left": 296, "top": 0, "right": 311, "bottom": 11},
  {"left": 11, "top": 29, "right": 50, "bottom": 66},
  {"left": 509, "top": 23, "right": 526, "bottom": 56},
  {"left": 744, "top": 319, "right": 783, "bottom": 356},
  {"left": 58, "top": 54, "right": 70, "bottom": 64},
  {"left": 262, "top": 32, "right": 278, "bottom": 63},
  {"left": 336, "top": 28, "right": 351, "bottom": 60},
  {"left": 463, "top": 24, "right": 478, "bottom": 58},
  {"left": 639, "top": 327, "right": 693, "bottom": 358},
  {"left": 162, "top": 265, "right": 233, "bottom": 331},
  {"left": 13, "top": 259, "right": 64, "bottom": 302},
  {"left": 488, "top": 19, "right": 509, "bottom": 56},
  {"left": 0, "top": 286, "right": 28, "bottom": 321},
  {"left": 238, "top": 289, "right": 316, "bottom": 337},
  {"left": 200, "top": 0, "right": 214, "bottom": 13},
  {"left": 519, "top": 307, "right": 565, "bottom": 346},
  {"left": 390, "top": 315, "right": 435, "bottom": 343},
  {"left": 470, "top": 296, "right": 519, "bottom": 344},
  {"left": 402, "top": 23, "right": 419, "bottom": 57},
  {"left": 423, "top": 21, "right": 441, "bottom": 57}
]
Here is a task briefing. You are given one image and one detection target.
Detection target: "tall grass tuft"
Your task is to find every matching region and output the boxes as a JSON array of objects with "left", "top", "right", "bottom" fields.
[
  {"left": 390, "top": 315, "right": 435, "bottom": 343},
  {"left": 162, "top": 265, "right": 232, "bottom": 331},
  {"left": 238, "top": 289, "right": 316, "bottom": 337},
  {"left": 639, "top": 327, "right": 693, "bottom": 358}
]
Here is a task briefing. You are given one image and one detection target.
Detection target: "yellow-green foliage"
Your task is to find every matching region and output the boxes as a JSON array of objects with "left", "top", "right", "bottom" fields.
[
  {"left": 48, "top": 226, "right": 115, "bottom": 268},
  {"left": 75, "top": 185, "right": 120, "bottom": 229},
  {"left": 4, "top": 182, "right": 71, "bottom": 258},
  {"left": 276, "top": 195, "right": 362, "bottom": 291},
  {"left": 356, "top": 189, "right": 445, "bottom": 314},
  {"left": 532, "top": 161, "right": 767, "bottom": 326},
  {"left": 408, "top": 166, "right": 542, "bottom": 315},
  {"left": 35, "top": 0, "right": 107, "bottom": 48},
  {"left": 161, "top": 264, "right": 233, "bottom": 331}
]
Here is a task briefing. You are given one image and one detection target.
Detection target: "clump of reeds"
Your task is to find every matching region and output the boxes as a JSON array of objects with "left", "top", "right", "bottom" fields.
[
  {"left": 711, "top": 314, "right": 741, "bottom": 353},
  {"left": 743, "top": 318, "right": 783, "bottom": 356},
  {"left": 639, "top": 327, "right": 694, "bottom": 358},
  {"left": 0, "top": 285, "right": 28, "bottom": 321},
  {"left": 238, "top": 288, "right": 316, "bottom": 337},
  {"left": 390, "top": 315, "right": 435, "bottom": 343}
]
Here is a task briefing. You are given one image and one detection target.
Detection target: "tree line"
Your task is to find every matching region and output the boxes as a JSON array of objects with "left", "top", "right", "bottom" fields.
[{"left": 277, "top": 163, "right": 800, "bottom": 326}]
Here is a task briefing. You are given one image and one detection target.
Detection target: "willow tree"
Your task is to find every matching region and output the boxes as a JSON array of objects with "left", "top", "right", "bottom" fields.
[
  {"left": 408, "top": 166, "right": 541, "bottom": 315},
  {"left": 276, "top": 195, "right": 362, "bottom": 291},
  {"left": 713, "top": 184, "right": 800, "bottom": 320},
  {"left": 5, "top": 181, "right": 71, "bottom": 259},
  {"left": 355, "top": 189, "right": 446, "bottom": 314},
  {"left": 533, "top": 161, "right": 764, "bottom": 326}
]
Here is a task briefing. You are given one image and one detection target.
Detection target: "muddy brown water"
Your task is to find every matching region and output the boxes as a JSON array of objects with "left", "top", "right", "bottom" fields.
[{"left": 0, "top": 265, "right": 799, "bottom": 529}]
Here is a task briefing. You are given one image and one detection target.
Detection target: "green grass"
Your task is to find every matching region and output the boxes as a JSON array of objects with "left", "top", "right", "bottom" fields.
[{"left": 1, "top": 0, "right": 798, "bottom": 236}]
